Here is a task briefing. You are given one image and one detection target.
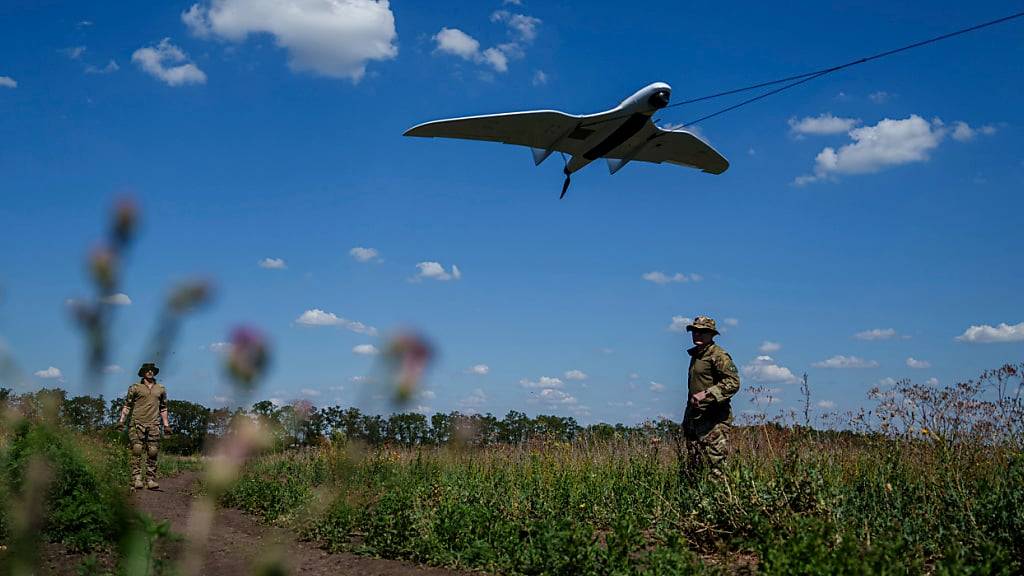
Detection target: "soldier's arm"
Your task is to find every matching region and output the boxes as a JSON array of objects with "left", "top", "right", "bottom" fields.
[
  {"left": 704, "top": 352, "right": 741, "bottom": 403},
  {"left": 119, "top": 386, "right": 137, "bottom": 424},
  {"left": 159, "top": 389, "right": 170, "bottom": 429}
]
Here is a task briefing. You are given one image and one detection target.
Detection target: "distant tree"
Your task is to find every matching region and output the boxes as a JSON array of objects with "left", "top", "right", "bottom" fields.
[
  {"left": 361, "top": 414, "right": 386, "bottom": 444},
  {"left": 387, "top": 412, "right": 429, "bottom": 446},
  {"left": 430, "top": 412, "right": 452, "bottom": 444},
  {"left": 498, "top": 410, "right": 531, "bottom": 444},
  {"left": 207, "top": 407, "right": 232, "bottom": 437},
  {"left": 62, "top": 394, "right": 106, "bottom": 432},
  {"left": 108, "top": 396, "right": 126, "bottom": 425},
  {"left": 163, "top": 399, "right": 211, "bottom": 454}
]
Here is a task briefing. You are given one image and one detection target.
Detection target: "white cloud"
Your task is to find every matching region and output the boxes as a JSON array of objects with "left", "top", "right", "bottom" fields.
[
  {"left": 813, "top": 355, "right": 879, "bottom": 369},
  {"left": 481, "top": 47, "right": 508, "bottom": 73},
  {"left": 854, "top": 328, "right": 897, "bottom": 341},
  {"left": 294, "top": 309, "right": 377, "bottom": 335},
  {"left": 132, "top": 38, "right": 206, "bottom": 86},
  {"left": 208, "top": 341, "right": 230, "bottom": 353},
  {"left": 413, "top": 404, "right": 433, "bottom": 415},
  {"left": 466, "top": 364, "right": 490, "bottom": 375},
  {"left": 433, "top": 28, "right": 509, "bottom": 73},
  {"left": 520, "top": 376, "right": 563, "bottom": 389},
  {"left": 413, "top": 261, "right": 461, "bottom": 282},
  {"left": 868, "top": 91, "right": 891, "bottom": 104},
  {"left": 103, "top": 364, "right": 124, "bottom": 374},
  {"left": 642, "top": 271, "right": 702, "bottom": 284},
  {"left": 34, "top": 366, "right": 63, "bottom": 380},
  {"left": 300, "top": 388, "right": 321, "bottom": 397},
  {"left": 668, "top": 316, "right": 693, "bottom": 332},
  {"left": 816, "top": 400, "right": 836, "bottom": 409},
  {"left": 649, "top": 381, "right": 665, "bottom": 392},
  {"left": 61, "top": 46, "right": 87, "bottom": 60},
  {"left": 877, "top": 377, "right": 898, "bottom": 387},
  {"left": 532, "top": 69, "right": 547, "bottom": 86},
  {"left": 564, "top": 369, "right": 587, "bottom": 381},
  {"left": 759, "top": 341, "right": 782, "bottom": 353},
  {"left": 434, "top": 27, "right": 479, "bottom": 59},
  {"left": 742, "top": 356, "right": 799, "bottom": 384},
  {"left": 85, "top": 60, "right": 120, "bottom": 75},
  {"left": 420, "top": 390, "right": 436, "bottom": 400},
  {"left": 458, "top": 388, "right": 487, "bottom": 411},
  {"left": 723, "top": 318, "right": 739, "bottom": 327},
  {"left": 951, "top": 121, "right": 997, "bottom": 142},
  {"left": 490, "top": 10, "right": 541, "bottom": 42},
  {"left": 352, "top": 344, "right": 379, "bottom": 356},
  {"left": 925, "top": 377, "right": 939, "bottom": 386},
  {"left": 213, "top": 395, "right": 231, "bottom": 404},
  {"left": 0, "top": 76, "right": 18, "bottom": 89},
  {"left": 788, "top": 113, "right": 860, "bottom": 137},
  {"left": 349, "top": 246, "right": 380, "bottom": 262},
  {"left": 906, "top": 357, "right": 930, "bottom": 369},
  {"left": 956, "top": 322, "right": 1024, "bottom": 343},
  {"left": 794, "top": 115, "right": 945, "bottom": 185},
  {"left": 182, "top": 0, "right": 398, "bottom": 82},
  {"left": 258, "top": 257, "right": 287, "bottom": 269},
  {"left": 433, "top": 9, "right": 540, "bottom": 75},
  {"left": 534, "top": 388, "right": 577, "bottom": 406},
  {"left": 101, "top": 292, "right": 132, "bottom": 306}
]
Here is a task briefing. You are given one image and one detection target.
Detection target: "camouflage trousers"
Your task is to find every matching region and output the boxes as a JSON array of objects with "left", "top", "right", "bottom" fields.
[
  {"left": 681, "top": 416, "right": 731, "bottom": 474},
  {"left": 129, "top": 422, "right": 161, "bottom": 482}
]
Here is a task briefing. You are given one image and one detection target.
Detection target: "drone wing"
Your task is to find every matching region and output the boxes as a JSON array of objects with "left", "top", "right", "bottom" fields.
[
  {"left": 404, "top": 110, "right": 590, "bottom": 156},
  {"left": 628, "top": 127, "right": 730, "bottom": 174}
]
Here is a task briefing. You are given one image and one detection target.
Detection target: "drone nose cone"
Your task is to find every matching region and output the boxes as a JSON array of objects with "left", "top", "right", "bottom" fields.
[{"left": 648, "top": 90, "right": 670, "bottom": 109}]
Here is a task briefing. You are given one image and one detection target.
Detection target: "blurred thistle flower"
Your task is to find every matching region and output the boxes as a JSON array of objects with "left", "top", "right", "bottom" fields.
[
  {"left": 384, "top": 331, "right": 433, "bottom": 405},
  {"left": 226, "top": 326, "right": 270, "bottom": 391},
  {"left": 168, "top": 280, "right": 213, "bottom": 314},
  {"left": 89, "top": 247, "right": 118, "bottom": 293},
  {"left": 110, "top": 197, "right": 138, "bottom": 249}
]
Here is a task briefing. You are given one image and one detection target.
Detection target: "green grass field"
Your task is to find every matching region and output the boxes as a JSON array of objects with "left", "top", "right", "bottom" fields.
[{"left": 219, "top": 429, "right": 1023, "bottom": 575}]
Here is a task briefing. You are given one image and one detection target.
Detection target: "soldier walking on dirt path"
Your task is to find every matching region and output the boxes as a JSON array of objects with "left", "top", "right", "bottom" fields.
[
  {"left": 682, "top": 316, "right": 740, "bottom": 475},
  {"left": 119, "top": 362, "right": 171, "bottom": 490}
]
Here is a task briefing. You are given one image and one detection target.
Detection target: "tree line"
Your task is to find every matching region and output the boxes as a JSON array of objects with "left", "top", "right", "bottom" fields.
[{"left": 0, "top": 387, "right": 682, "bottom": 455}]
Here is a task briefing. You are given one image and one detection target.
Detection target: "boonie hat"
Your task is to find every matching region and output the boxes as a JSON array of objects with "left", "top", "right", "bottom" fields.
[
  {"left": 138, "top": 362, "right": 160, "bottom": 377},
  {"left": 686, "top": 316, "right": 720, "bottom": 335}
]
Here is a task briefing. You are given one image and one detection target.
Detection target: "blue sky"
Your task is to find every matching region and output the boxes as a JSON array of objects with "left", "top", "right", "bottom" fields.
[{"left": 1, "top": 0, "right": 1022, "bottom": 425}]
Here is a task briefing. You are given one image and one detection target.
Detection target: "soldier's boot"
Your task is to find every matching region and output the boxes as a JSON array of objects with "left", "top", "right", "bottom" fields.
[
  {"left": 146, "top": 479, "right": 160, "bottom": 490},
  {"left": 133, "top": 477, "right": 144, "bottom": 490}
]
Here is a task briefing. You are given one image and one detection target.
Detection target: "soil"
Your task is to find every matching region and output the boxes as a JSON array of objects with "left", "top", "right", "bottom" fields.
[{"left": 37, "top": 471, "right": 476, "bottom": 576}]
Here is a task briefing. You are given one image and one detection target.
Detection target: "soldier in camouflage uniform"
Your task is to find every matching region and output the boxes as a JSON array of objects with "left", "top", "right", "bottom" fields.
[
  {"left": 683, "top": 316, "right": 740, "bottom": 474},
  {"left": 119, "top": 362, "right": 171, "bottom": 490}
]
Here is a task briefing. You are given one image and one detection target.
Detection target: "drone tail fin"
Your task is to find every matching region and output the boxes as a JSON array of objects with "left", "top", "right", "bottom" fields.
[
  {"left": 606, "top": 158, "right": 629, "bottom": 175},
  {"left": 532, "top": 147, "right": 554, "bottom": 166}
]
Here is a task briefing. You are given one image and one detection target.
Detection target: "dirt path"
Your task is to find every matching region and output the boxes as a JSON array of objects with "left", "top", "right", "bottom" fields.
[{"left": 128, "top": 471, "right": 475, "bottom": 576}]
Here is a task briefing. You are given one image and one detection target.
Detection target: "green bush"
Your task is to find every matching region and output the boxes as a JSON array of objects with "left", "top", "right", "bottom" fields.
[{"left": 2, "top": 420, "right": 131, "bottom": 551}]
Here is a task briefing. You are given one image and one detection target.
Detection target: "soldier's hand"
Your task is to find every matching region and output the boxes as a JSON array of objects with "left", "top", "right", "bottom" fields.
[
  {"left": 163, "top": 426, "right": 173, "bottom": 435},
  {"left": 690, "top": 390, "right": 708, "bottom": 407}
]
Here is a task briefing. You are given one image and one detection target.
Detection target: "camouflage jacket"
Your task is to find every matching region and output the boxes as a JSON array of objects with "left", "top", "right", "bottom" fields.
[
  {"left": 685, "top": 343, "right": 740, "bottom": 421},
  {"left": 125, "top": 381, "right": 167, "bottom": 425}
]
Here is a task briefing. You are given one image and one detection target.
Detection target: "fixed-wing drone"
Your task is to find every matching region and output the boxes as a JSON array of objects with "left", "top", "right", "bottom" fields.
[{"left": 403, "top": 82, "right": 729, "bottom": 198}]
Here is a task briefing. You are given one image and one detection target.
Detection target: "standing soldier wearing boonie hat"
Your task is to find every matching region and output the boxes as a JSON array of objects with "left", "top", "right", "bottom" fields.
[
  {"left": 683, "top": 316, "right": 740, "bottom": 474},
  {"left": 119, "top": 362, "right": 171, "bottom": 489}
]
